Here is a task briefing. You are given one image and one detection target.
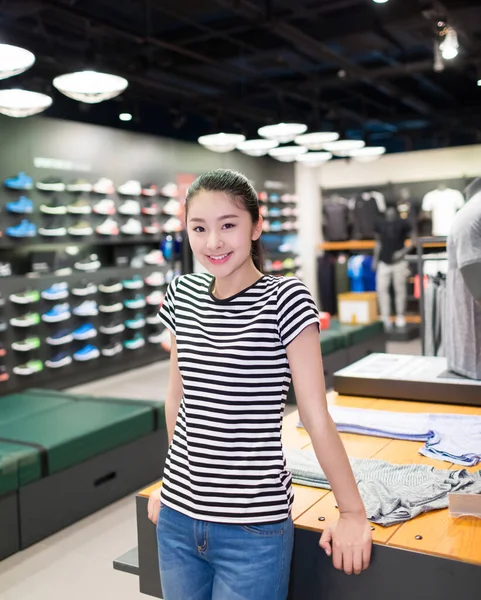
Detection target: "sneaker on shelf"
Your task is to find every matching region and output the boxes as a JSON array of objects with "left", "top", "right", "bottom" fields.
[
  {"left": 93, "top": 199, "right": 116, "bottom": 216},
  {"left": 68, "top": 220, "right": 94, "bottom": 236},
  {"left": 41, "top": 282, "right": 69, "bottom": 301},
  {"left": 73, "top": 323, "right": 97, "bottom": 340},
  {"left": 73, "top": 344, "right": 100, "bottom": 361},
  {"left": 101, "top": 341, "right": 123, "bottom": 357},
  {"left": 42, "top": 303, "right": 71, "bottom": 323},
  {"left": 147, "top": 328, "right": 166, "bottom": 344},
  {"left": 74, "top": 254, "right": 101, "bottom": 271},
  {"left": 162, "top": 199, "right": 181, "bottom": 216},
  {"left": 39, "top": 218, "right": 67, "bottom": 237},
  {"left": 73, "top": 300, "right": 98, "bottom": 317},
  {"left": 268, "top": 207, "right": 281, "bottom": 218},
  {"left": 144, "top": 250, "right": 165, "bottom": 266},
  {"left": 0, "top": 319, "right": 7, "bottom": 332},
  {"left": 118, "top": 200, "right": 141, "bottom": 216},
  {"left": 36, "top": 177, "right": 65, "bottom": 192},
  {"left": 262, "top": 221, "right": 271, "bottom": 232},
  {"left": 146, "top": 290, "right": 164, "bottom": 306},
  {"left": 92, "top": 178, "right": 115, "bottom": 195},
  {"left": 10, "top": 289, "right": 40, "bottom": 304},
  {"left": 141, "top": 201, "right": 159, "bottom": 216},
  {"left": 269, "top": 193, "right": 280, "bottom": 203},
  {"left": 271, "top": 260, "right": 283, "bottom": 271},
  {"left": 277, "top": 243, "right": 293, "bottom": 253},
  {"left": 160, "top": 183, "right": 178, "bottom": 198},
  {"left": 4, "top": 172, "right": 33, "bottom": 190},
  {"left": 269, "top": 221, "right": 283, "bottom": 232},
  {"left": 124, "top": 294, "right": 146, "bottom": 309},
  {"left": 143, "top": 219, "right": 161, "bottom": 235},
  {"left": 13, "top": 360, "right": 43, "bottom": 376},
  {"left": 117, "top": 180, "right": 141, "bottom": 196},
  {"left": 96, "top": 217, "right": 119, "bottom": 236},
  {"left": 66, "top": 179, "right": 92, "bottom": 193},
  {"left": 122, "top": 275, "right": 144, "bottom": 290},
  {"left": 0, "top": 342, "right": 6, "bottom": 357},
  {"left": 46, "top": 329, "right": 74, "bottom": 345},
  {"left": 72, "top": 281, "right": 97, "bottom": 296},
  {"left": 163, "top": 217, "right": 183, "bottom": 233},
  {"left": 259, "top": 205, "right": 268, "bottom": 217},
  {"left": 165, "top": 269, "right": 175, "bottom": 284},
  {"left": 45, "top": 352, "right": 72, "bottom": 369},
  {"left": 282, "top": 258, "right": 295, "bottom": 270},
  {"left": 120, "top": 218, "right": 142, "bottom": 235},
  {"left": 99, "top": 320, "right": 125, "bottom": 335},
  {"left": 11, "top": 336, "right": 41, "bottom": 351},
  {"left": 258, "top": 191, "right": 268, "bottom": 202},
  {"left": 123, "top": 333, "right": 145, "bottom": 350},
  {"left": 67, "top": 198, "right": 92, "bottom": 214},
  {"left": 99, "top": 279, "right": 123, "bottom": 294},
  {"left": 98, "top": 300, "right": 123, "bottom": 313},
  {"left": 6, "top": 220, "right": 36, "bottom": 238},
  {"left": 125, "top": 314, "right": 146, "bottom": 329},
  {"left": 282, "top": 221, "right": 297, "bottom": 231},
  {"left": 0, "top": 262, "right": 12, "bottom": 276},
  {"left": 6, "top": 196, "right": 34, "bottom": 214},
  {"left": 281, "top": 193, "right": 298, "bottom": 203},
  {"left": 145, "top": 272, "right": 165, "bottom": 287},
  {"left": 141, "top": 183, "right": 158, "bottom": 197},
  {"left": 10, "top": 312, "right": 40, "bottom": 327},
  {"left": 0, "top": 366, "right": 9, "bottom": 382},
  {"left": 40, "top": 198, "right": 68, "bottom": 215},
  {"left": 0, "top": 294, "right": 4, "bottom": 307},
  {"left": 146, "top": 312, "right": 162, "bottom": 325}
]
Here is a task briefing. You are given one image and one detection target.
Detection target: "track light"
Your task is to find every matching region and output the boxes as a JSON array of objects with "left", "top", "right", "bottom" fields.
[
  {"left": 373, "top": 0, "right": 389, "bottom": 3},
  {"left": 119, "top": 112, "right": 132, "bottom": 121},
  {"left": 440, "top": 27, "right": 459, "bottom": 60}
]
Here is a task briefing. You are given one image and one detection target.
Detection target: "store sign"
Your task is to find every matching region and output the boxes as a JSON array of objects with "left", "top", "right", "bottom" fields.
[{"left": 34, "top": 157, "right": 92, "bottom": 172}]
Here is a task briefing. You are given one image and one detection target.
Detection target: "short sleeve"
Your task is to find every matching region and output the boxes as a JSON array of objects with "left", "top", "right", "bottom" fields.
[
  {"left": 455, "top": 191, "right": 465, "bottom": 210},
  {"left": 277, "top": 277, "right": 320, "bottom": 348},
  {"left": 422, "top": 192, "right": 433, "bottom": 211},
  {"left": 158, "top": 275, "right": 180, "bottom": 336}
]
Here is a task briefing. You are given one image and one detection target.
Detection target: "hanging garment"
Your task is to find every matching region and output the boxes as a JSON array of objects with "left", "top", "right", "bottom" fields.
[
  {"left": 285, "top": 448, "right": 481, "bottom": 527},
  {"left": 335, "top": 254, "right": 350, "bottom": 296},
  {"left": 317, "top": 254, "right": 336, "bottom": 315},
  {"left": 298, "top": 405, "right": 481, "bottom": 467},
  {"left": 422, "top": 188, "right": 465, "bottom": 236},
  {"left": 352, "top": 194, "right": 383, "bottom": 239},
  {"left": 323, "top": 201, "right": 350, "bottom": 241}
]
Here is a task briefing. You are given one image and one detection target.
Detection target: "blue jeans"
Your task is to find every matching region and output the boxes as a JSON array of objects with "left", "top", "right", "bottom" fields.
[{"left": 156, "top": 504, "right": 294, "bottom": 600}]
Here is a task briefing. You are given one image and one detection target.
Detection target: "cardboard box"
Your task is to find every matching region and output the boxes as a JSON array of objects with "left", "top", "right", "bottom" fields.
[{"left": 338, "top": 292, "right": 378, "bottom": 325}]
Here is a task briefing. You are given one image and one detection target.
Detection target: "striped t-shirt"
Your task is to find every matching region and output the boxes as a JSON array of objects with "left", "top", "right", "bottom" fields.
[{"left": 158, "top": 272, "right": 320, "bottom": 524}]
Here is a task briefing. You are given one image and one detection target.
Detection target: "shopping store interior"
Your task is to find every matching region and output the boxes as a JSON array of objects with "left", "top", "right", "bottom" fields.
[{"left": 0, "top": 1, "right": 480, "bottom": 599}]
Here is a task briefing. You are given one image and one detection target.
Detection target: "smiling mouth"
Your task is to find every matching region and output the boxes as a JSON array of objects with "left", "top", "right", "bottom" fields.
[{"left": 207, "top": 252, "right": 233, "bottom": 263}]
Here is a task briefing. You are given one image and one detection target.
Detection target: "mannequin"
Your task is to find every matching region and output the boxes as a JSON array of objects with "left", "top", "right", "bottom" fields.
[
  {"left": 445, "top": 178, "right": 481, "bottom": 379},
  {"left": 373, "top": 207, "right": 412, "bottom": 331},
  {"left": 421, "top": 183, "right": 464, "bottom": 236}
]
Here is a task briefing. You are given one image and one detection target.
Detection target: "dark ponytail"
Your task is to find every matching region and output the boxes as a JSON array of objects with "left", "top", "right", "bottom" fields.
[{"left": 185, "top": 169, "right": 264, "bottom": 272}]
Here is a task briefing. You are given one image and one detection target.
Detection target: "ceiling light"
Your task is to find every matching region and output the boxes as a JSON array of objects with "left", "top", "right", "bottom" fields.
[
  {"left": 322, "top": 139, "right": 365, "bottom": 156},
  {"left": 268, "top": 145, "right": 307, "bottom": 162},
  {"left": 0, "top": 44, "right": 35, "bottom": 80},
  {"left": 0, "top": 89, "right": 52, "bottom": 117},
  {"left": 198, "top": 132, "right": 246, "bottom": 153},
  {"left": 296, "top": 152, "right": 333, "bottom": 166},
  {"left": 295, "top": 132, "right": 340, "bottom": 150},
  {"left": 53, "top": 70, "right": 128, "bottom": 104},
  {"left": 346, "top": 146, "right": 386, "bottom": 158},
  {"left": 119, "top": 112, "right": 132, "bottom": 121},
  {"left": 236, "top": 138, "right": 279, "bottom": 157},
  {"left": 440, "top": 27, "right": 459, "bottom": 60},
  {"left": 478, "top": 79, "right": 481, "bottom": 87},
  {"left": 258, "top": 122, "right": 307, "bottom": 144},
  {"left": 373, "top": 0, "right": 389, "bottom": 3}
]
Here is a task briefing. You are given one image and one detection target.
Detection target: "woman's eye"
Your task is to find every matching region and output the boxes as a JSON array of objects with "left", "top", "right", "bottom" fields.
[
  {"left": 223, "top": 223, "right": 235, "bottom": 229},
  {"left": 193, "top": 226, "right": 205, "bottom": 233}
]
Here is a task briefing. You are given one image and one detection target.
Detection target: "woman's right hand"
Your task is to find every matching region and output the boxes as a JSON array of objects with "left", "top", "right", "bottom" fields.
[{"left": 147, "top": 488, "right": 162, "bottom": 524}]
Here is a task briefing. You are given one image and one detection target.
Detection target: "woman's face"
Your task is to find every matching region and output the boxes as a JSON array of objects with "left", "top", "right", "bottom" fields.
[{"left": 186, "top": 191, "right": 262, "bottom": 276}]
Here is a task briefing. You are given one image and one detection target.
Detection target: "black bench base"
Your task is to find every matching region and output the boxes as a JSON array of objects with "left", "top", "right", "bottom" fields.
[{"left": 0, "top": 492, "right": 20, "bottom": 561}]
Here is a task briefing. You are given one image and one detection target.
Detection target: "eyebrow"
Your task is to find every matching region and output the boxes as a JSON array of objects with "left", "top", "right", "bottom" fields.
[{"left": 189, "top": 214, "right": 240, "bottom": 223}]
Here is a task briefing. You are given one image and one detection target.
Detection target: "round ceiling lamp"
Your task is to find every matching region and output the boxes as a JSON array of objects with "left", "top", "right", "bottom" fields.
[
  {"left": 53, "top": 70, "right": 128, "bottom": 103},
  {"left": 0, "top": 89, "right": 52, "bottom": 118},
  {"left": 198, "top": 132, "right": 246, "bottom": 153},
  {"left": 236, "top": 138, "right": 279, "bottom": 157},
  {"left": 0, "top": 44, "right": 35, "bottom": 80},
  {"left": 296, "top": 151, "right": 333, "bottom": 166},
  {"left": 294, "top": 132, "right": 339, "bottom": 150},
  {"left": 347, "top": 146, "right": 386, "bottom": 162},
  {"left": 258, "top": 122, "right": 307, "bottom": 144},
  {"left": 268, "top": 145, "right": 307, "bottom": 162},
  {"left": 322, "top": 139, "right": 366, "bottom": 157}
]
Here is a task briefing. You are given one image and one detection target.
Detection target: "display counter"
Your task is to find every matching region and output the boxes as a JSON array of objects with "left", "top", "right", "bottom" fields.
[{"left": 115, "top": 391, "right": 481, "bottom": 599}]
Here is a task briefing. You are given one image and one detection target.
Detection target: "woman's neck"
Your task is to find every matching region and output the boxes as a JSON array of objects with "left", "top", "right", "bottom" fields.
[{"left": 212, "top": 260, "right": 263, "bottom": 299}]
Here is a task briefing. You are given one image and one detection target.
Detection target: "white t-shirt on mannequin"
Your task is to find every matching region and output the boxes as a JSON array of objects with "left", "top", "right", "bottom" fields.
[{"left": 422, "top": 188, "right": 465, "bottom": 236}]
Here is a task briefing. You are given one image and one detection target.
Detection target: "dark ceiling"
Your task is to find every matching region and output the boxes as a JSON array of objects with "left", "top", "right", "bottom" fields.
[{"left": 3, "top": 0, "right": 481, "bottom": 153}]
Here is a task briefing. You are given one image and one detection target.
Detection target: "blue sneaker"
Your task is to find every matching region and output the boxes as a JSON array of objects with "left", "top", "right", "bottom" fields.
[
  {"left": 73, "top": 323, "right": 97, "bottom": 340},
  {"left": 123, "top": 333, "right": 145, "bottom": 350},
  {"left": 6, "top": 196, "right": 34, "bottom": 214},
  {"left": 6, "top": 220, "right": 36, "bottom": 238},
  {"left": 4, "top": 172, "right": 33, "bottom": 190},
  {"left": 42, "top": 303, "right": 71, "bottom": 323},
  {"left": 74, "top": 344, "right": 100, "bottom": 361},
  {"left": 46, "top": 329, "right": 73, "bottom": 345},
  {"left": 45, "top": 352, "right": 72, "bottom": 369},
  {"left": 41, "top": 282, "right": 69, "bottom": 301},
  {"left": 125, "top": 314, "right": 146, "bottom": 329}
]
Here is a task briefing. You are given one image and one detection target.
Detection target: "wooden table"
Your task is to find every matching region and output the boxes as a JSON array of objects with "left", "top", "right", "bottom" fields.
[{"left": 125, "top": 392, "right": 481, "bottom": 599}]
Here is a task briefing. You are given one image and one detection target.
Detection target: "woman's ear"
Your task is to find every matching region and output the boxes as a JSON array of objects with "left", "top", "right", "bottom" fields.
[{"left": 252, "top": 215, "right": 264, "bottom": 241}]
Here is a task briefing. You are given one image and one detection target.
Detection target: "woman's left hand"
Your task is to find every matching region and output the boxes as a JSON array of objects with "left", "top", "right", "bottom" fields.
[{"left": 319, "top": 512, "right": 372, "bottom": 575}]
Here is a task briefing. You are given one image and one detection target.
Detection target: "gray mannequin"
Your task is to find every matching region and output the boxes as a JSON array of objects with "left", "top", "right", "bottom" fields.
[
  {"left": 445, "top": 178, "right": 481, "bottom": 379},
  {"left": 373, "top": 207, "right": 412, "bottom": 331}
]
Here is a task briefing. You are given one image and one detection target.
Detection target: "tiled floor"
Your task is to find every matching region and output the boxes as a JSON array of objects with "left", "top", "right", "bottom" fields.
[{"left": 0, "top": 338, "right": 421, "bottom": 599}]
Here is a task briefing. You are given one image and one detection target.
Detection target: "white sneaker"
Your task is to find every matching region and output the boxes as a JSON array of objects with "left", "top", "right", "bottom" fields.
[
  {"left": 146, "top": 313, "right": 162, "bottom": 325},
  {"left": 145, "top": 272, "right": 165, "bottom": 286},
  {"left": 66, "top": 179, "right": 92, "bottom": 193},
  {"left": 144, "top": 250, "right": 165, "bottom": 265},
  {"left": 143, "top": 221, "right": 161, "bottom": 235},
  {"left": 163, "top": 217, "right": 182, "bottom": 233},
  {"left": 148, "top": 329, "right": 166, "bottom": 344},
  {"left": 120, "top": 218, "right": 142, "bottom": 235},
  {"left": 118, "top": 180, "right": 142, "bottom": 196},
  {"left": 96, "top": 217, "right": 119, "bottom": 236},
  {"left": 99, "top": 301, "right": 123, "bottom": 313},
  {"left": 146, "top": 291, "right": 165, "bottom": 306},
  {"left": 160, "top": 183, "right": 178, "bottom": 198},
  {"left": 162, "top": 199, "right": 181, "bottom": 216},
  {"left": 118, "top": 200, "right": 141, "bottom": 215},
  {"left": 92, "top": 178, "right": 115, "bottom": 194},
  {"left": 73, "top": 300, "right": 99, "bottom": 317},
  {"left": 395, "top": 315, "right": 406, "bottom": 329},
  {"left": 382, "top": 318, "right": 393, "bottom": 331},
  {"left": 93, "top": 198, "right": 116, "bottom": 215}
]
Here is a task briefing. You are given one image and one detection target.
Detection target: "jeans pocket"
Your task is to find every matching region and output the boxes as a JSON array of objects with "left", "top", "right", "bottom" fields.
[{"left": 241, "top": 522, "right": 285, "bottom": 536}]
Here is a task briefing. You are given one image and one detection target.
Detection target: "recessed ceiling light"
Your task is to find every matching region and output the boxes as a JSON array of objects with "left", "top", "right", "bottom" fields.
[
  {"left": 258, "top": 122, "right": 307, "bottom": 144},
  {"left": 0, "top": 43, "right": 35, "bottom": 80},
  {"left": 0, "top": 89, "right": 52, "bottom": 117},
  {"left": 53, "top": 70, "right": 128, "bottom": 103},
  {"left": 198, "top": 132, "right": 246, "bottom": 153},
  {"left": 119, "top": 112, "right": 132, "bottom": 121}
]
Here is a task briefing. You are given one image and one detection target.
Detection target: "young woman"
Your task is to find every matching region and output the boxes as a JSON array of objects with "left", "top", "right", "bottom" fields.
[{"left": 148, "top": 169, "right": 372, "bottom": 600}]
